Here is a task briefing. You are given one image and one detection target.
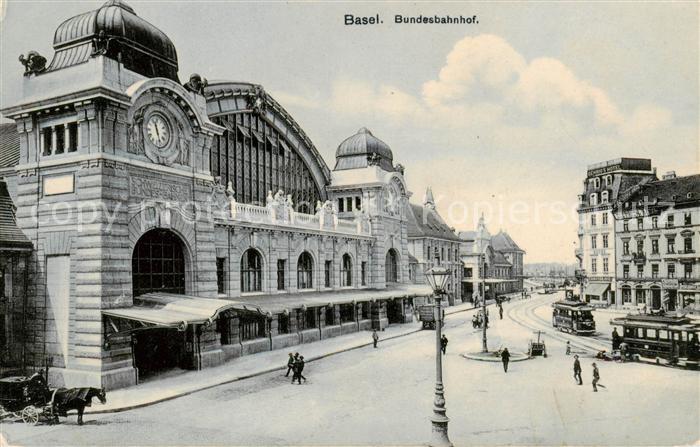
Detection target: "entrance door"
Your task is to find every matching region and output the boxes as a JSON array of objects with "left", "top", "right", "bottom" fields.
[
  {"left": 651, "top": 288, "right": 661, "bottom": 309},
  {"left": 133, "top": 328, "right": 184, "bottom": 379},
  {"left": 667, "top": 290, "right": 677, "bottom": 311},
  {"left": 132, "top": 229, "right": 186, "bottom": 296},
  {"left": 386, "top": 299, "right": 403, "bottom": 324}
]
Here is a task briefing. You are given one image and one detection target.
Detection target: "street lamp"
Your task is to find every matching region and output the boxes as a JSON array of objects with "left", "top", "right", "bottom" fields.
[
  {"left": 481, "top": 254, "right": 488, "bottom": 353},
  {"left": 425, "top": 266, "right": 453, "bottom": 447}
]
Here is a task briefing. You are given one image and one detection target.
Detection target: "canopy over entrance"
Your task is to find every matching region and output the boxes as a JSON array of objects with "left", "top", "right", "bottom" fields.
[
  {"left": 585, "top": 283, "right": 610, "bottom": 297},
  {"left": 103, "top": 293, "right": 266, "bottom": 328}
]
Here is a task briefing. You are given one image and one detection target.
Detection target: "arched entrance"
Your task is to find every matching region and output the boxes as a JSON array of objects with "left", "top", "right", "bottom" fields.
[
  {"left": 131, "top": 229, "right": 188, "bottom": 379},
  {"left": 132, "top": 229, "right": 187, "bottom": 297},
  {"left": 385, "top": 249, "right": 398, "bottom": 283}
]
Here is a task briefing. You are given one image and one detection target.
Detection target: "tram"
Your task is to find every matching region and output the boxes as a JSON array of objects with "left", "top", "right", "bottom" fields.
[
  {"left": 611, "top": 313, "right": 700, "bottom": 368},
  {"left": 552, "top": 300, "right": 596, "bottom": 335}
]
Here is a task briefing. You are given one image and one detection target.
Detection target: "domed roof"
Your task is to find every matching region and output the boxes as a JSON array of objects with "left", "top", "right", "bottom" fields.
[
  {"left": 334, "top": 127, "right": 394, "bottom": 172},
  {"left": 48, "top": 0, "right": 178, "bottom": 81}
]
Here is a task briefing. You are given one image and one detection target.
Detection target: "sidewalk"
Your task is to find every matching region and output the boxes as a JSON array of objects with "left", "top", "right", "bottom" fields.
[{"left": 88, "top": 300, "right": 483, "bottom": 414}]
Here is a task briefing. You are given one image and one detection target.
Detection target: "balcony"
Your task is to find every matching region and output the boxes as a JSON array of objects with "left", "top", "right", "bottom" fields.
[
  {"left": 222, "top": 198, "right": 371, "bottom": 236},
  {"left": 676, "top": 249, "right": 696, "bottom": 256},
  {"left": 632, "top": 253, "right": 646, "bottom": 264}
]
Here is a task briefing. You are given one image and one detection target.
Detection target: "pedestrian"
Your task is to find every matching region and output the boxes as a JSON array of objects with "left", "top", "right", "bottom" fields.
[
  {"left": 573, "top": 354, "right": 582, "bottom": 385},
  {"left": 612, "top": 327, "right": 621, "bottom": 351},
  {"left": 592, "top": 362, "right": 600, "bottom": 392},
  {"left": 285, "top": 352, "right": 295, "bottom": 377},
  {"left": 372, "top": 329, "right": 379, "bottom": 348},
  {"left": 501, "top": 347, "right": 510, "bottom": 373},
  {"left": 292, "top": 355, "right": 307, "bottom": 384},
  {"left": 565, "top": 341, "right": 571, "bottom": 356},
  {"left": 498, "top": 304, "right": 503, "bottom": 320},
  {"left": 440, "top": 334, "right": 448, "bottom": 355},
  {"left": 619, "top": 341, "right": 628, "bottom": 362}
]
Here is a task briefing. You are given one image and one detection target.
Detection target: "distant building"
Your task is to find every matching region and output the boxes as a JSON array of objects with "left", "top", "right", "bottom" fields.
[
  {"left": 459, "top": 217, "right": 525, "bottom": 302},
  {"left": 405, "top": 187, "right": 463, "bottom": 305},
  {"left": 613, "top": 172, "right": 700, "bottom": 313},
  {"left": 576, "top": 158, "right": 656, "bottom": 306}
]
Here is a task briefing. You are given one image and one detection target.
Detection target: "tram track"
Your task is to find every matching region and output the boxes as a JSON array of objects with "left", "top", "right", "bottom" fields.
[{"left": 506, "top": 294, "right": 611, "bottom": 354}]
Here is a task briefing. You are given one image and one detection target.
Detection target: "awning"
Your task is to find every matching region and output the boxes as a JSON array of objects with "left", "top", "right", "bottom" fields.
[
  {"left": 585, "top": 283, "right": 610, "bottom": 297},
  {"left": 102, "top": 293, "right": 266, "bottom": 328},
  {"left": 232, "top": 284, "right": 434, "bottom": 314}
]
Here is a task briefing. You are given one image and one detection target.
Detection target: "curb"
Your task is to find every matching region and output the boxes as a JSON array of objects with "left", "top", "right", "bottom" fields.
[
  {"left": 460, "top": 352, "right": 531, "bottom": 362},
  {"left": 87, "top": 303, "right": 485, "bottom": 414}
]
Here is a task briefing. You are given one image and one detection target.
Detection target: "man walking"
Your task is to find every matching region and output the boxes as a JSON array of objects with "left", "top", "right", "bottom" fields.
[
  {"left": 501, "top": 347, "right": 510, "bottom": 373},
  {"left": 498, "top": 303, "right": 504, "bottom": 320},
  {"left": 440, "top": 334, "right": 448, "bottom": 355},
  {"left": 372, "top": 329, "right": 379, "bottom": 348},
  {"left": 573, "top": 355, "right": 582, "bottom": 385},
  {"left": 292, "top": 355, "right": 307, "bottom": 384},
  {"left": 592, "top": 362, "right": 603, "bottom": 392},
  {"left": 285, "top": 352, "right": 295, "bottom": 377}
]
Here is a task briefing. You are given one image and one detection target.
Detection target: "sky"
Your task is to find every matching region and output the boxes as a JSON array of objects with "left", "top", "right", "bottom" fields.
[{"left": 1, "top": 0, "right": 698, "bottom": 263}]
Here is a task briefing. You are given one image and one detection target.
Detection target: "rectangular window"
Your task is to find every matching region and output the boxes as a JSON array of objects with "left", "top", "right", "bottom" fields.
[
  {"left": 603, "top": 234, "right": 609, "bottom": 248},
  {"left": 305, "top": 307, "right": 317, "bottom": 329},
  {"left": 622, "top": 288, "right": 631, "bottom": 303},
  {"left": 668, "top": 238, "right": 675, "bottom": 254},
  {"left": 651, "top": 264, "right": 659, "bottom": 279},
  {"left": 651, "top": 239, "right": 659, "bottom": 254},
  {"left": 668, "top": 264, "right": 675, "bottom": 279},
  {"left": 340, "top": 303, "right": 355, "bottom": 323},
  {"left": 277, "top": 259, "right": 286, "bottom": 290},
  {"left": 623, "top": 241, "right": 630, "bottom": 255},
  {"left": 652, "top": 216, "right": 658, "bottom": 229},
  {"left": 591, "top": 214, "right": 597, "bottom": 226},
  {"left": 216, "top": 257, "right": 226, "bottom": 294},
  {"left": 602, "top": 213, "right": 608, "bottom": 225},
  {"left": 637, "top": 265, "right": 644, "bottom": 278},
  {"left": 636, "top": 240, "right": 644, "bottom": 254},
  {"left": 591, "top": 235, "right": 597, "bottom": 249},
  {"left": 361, "top": 302, "right": 370, "bottom": 319},
  {"left": 324, "top": 260, "right": 332, "bottom": 288},
  {"left": 623, "top": 220, "right": 629, "bottom": 232},
  {"left": 361, "top": 261, "right": 367, "bottom": 286},
  {"left": 277, "top": 314, "right": 289, "bottom": 334},
  {"left": 637, "top": 217, "right": 643, "bottom": 230},
  {"left": 591, "top": 258, "right": 597, "bottom": 273},
  {"left": 603, "top": 258, "right": 609, "bottom": 273},
  {"left": 667, "top": 215, "right": 674, "bottom": 228},
  {"left": 684, "top": 237, "right": 693, "bottom": 253},
  {"left": 346, "top": 197, "right": 353, "bottom": 212},
  {"left": 240, "top": 315, "right": 266, "bottom": 341},
  {"left": 355, "top": 196, "right": 362, "bottom": 210},
  {"left": 325, "top": 306, "right": 335, "bottom": 326},
  {"left": 635, "top": 289, "right": 645, "bottom": 305},
  {"left": 685, "top": 263, "right": 693, "bottom": 279},
  {"left": 623, "top": 264, "right": 629, "bottom": 278},
  {"left": 685, "top": 213, "right": 692, "bottom": 226},
  {"left": 338, "top": 198, "right": 344, "bottom": 213}
]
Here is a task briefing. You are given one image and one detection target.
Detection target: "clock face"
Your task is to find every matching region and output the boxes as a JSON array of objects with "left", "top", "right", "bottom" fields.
[{"left": 146, "top": 114, "right": 170, "bottom": 148}]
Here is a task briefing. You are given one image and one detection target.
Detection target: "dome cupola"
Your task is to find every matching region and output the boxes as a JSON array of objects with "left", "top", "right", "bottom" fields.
[
  {"left": 48, "top": 0, "right": 178, "bottom": 81},
  {"left": 334, "top": 127, "right": 394, "bottom": 172}
]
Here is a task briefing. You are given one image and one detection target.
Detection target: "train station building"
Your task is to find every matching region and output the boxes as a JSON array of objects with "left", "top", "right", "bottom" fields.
[{"left": 0, "top": 0, "right": 463, "bottom": 389}]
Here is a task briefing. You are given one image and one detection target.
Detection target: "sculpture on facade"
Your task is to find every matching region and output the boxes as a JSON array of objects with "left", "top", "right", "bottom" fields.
[
  {"left": 367, "top": 153, "right": 381, "bottom": 167},
  {"left": 183, "top": 73, "right": 208, "bottom": 95},
  {"left": 247, "top": 85, "right": 267, "bottom": 115},
  {"left": 176, "top": 121, "right": 190, "bottom": 166},
  {"left": 395, "top": 163, "right": 405, "bottom": 176},
  {"left": 319, "top": 200, "right": 338, "bottom": 230},
  {"left": 19, "top": 51, "right": 47, "bottom": 76},
  {"left": 127, "top": 108, "right": 145, "bottom": 155},
  {"left": 91, "top": 30, "right": 110, "bottom": 56}
]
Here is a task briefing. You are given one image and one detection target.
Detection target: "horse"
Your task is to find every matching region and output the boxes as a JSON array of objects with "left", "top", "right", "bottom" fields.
[{"left": 52, "top": 387, "right": 107, "bottom": 425}]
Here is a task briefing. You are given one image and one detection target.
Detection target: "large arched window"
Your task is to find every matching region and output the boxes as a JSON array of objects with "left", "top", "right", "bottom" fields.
[
  {"left": 297, "top": 252, "right": 314, "bottom": 289},
  {"left": 341, "top": 254, "right": 353, "bottom": 287},
  {"left": 385, "top": 249, "right": 398, "bottom": 283},
  {"left": 132, "top": 229, "right": 186, "bottom": 297},
  {"left": 241, "top": 249, "right": 263, "bottom": 293}
]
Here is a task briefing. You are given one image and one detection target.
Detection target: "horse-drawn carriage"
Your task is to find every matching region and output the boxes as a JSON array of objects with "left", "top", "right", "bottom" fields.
[
  {"left": 418, "top": 304, "right": 444, "bottom": 330},
  {"left": 0, "top": 374, "right": 57, "bottom": 425},
  {"left": 0, "top": 373, "right": 106, "bottom": 425}
]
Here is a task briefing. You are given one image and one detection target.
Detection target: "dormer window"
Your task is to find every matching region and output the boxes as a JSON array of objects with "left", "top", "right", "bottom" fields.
[
  {"left": 605, "top": 175, "right": 613, "bottom": 186},
  {"left": 589, "top": 193, "right": 598, "bottom": 206},
  {"left": 601, "top": 191, "right": 609, "bottom": 204},
  {"left": 41, "top": 122, "right": 78, "bottom": 156}
]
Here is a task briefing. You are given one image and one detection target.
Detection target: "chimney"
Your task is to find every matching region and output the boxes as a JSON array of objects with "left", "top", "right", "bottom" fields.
[{"left": 662, "top": 171, "right": 677, "bottom": 180}]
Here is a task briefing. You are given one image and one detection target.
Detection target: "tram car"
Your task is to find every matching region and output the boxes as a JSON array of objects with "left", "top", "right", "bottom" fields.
[
  {"left": 611, "top": 313, "right": 700, "bottom": 368},
  {"left": 552, "top": 300, "right": 596, "bottom": 335}
]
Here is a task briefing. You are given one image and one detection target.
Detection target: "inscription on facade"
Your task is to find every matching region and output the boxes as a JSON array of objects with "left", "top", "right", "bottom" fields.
[{"left": 129, "top": 176, "right": 190, "bottom": 201}]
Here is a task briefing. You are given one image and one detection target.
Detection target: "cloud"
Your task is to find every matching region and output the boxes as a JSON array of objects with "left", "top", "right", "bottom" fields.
[{"left": 319, "top": 33, "right": 696, "bottom": 262}]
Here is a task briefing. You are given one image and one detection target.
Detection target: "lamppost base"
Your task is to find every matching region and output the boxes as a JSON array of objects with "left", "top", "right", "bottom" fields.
[{"left": 430, "top": 416, "right": 453, "bottom": 447}]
